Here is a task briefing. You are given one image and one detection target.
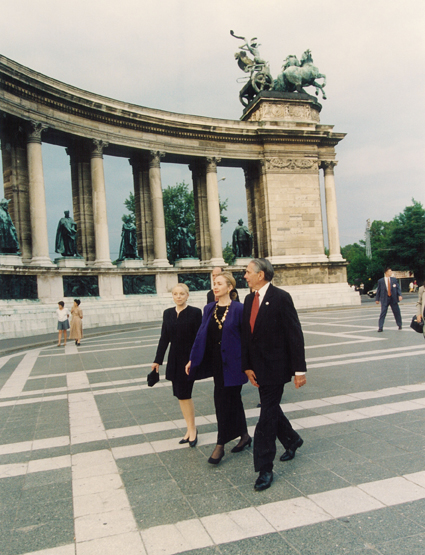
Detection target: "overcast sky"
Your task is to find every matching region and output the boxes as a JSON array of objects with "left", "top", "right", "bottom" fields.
[{"left": 1, "top": 0, "right": 424, "bottom": 259}]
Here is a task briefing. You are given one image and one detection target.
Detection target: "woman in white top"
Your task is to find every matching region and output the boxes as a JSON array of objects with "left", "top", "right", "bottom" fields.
[{"left": 56, "top": 301, "right": 70, "bottom": 346}]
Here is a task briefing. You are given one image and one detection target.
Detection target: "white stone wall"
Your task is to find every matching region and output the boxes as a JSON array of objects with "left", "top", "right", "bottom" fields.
[{"left": 0, "top": 284, "right": 359, "bottom": 340}]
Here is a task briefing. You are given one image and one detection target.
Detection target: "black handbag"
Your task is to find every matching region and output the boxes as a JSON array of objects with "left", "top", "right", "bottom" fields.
[
  {"left": 410, "top": 315, "right": 424, "bottom": 334},
  {"left": 147, "top": 369, "right": 160, "bottom": 387}
]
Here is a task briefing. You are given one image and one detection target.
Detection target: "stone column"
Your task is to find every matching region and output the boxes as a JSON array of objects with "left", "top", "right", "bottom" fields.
[
  {"left": 0, "top": 118, "right": 32, "bottom": 261},
  {"left": 243, "top": 163, "right": 260, "bottom": 258},
  {"left": 321, "top": 161, "right": 343, "bottom": 262},
  {"left": 90, "top": 139, "right": 112, "bottom": 267},
  {"left": 67, "top": 142, "right": 95, "bottom": 262},
  {"left": 26, "top": 121, "right": 53, "bottom": 266},
  {"left": 148, "top": 151, "right": 171, "bottom": 267},
  {"left": 190, "top": 162, "right": 210, "bottom": 263},
  {"left": 129, "top": 156, "right": 154, "bottom": 263},
  {"left": 205, "top": 157, "right": 225, "bottom": 266}
]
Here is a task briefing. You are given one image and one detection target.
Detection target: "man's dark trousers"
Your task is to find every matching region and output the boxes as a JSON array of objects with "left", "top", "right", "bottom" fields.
[
  {"left": 254, "top": 384, "right": 300, "bottom": 473},
  {"left": 379, "top": 297, "right": 402, "bottom": 330}
]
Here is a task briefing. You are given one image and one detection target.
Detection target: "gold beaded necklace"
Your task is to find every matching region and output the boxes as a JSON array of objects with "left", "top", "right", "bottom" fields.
[{"left": 213, "top": 302, "right": 231, "bottom": 330}]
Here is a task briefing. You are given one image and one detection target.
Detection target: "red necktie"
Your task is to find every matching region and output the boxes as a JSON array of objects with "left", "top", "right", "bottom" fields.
[
  {"left": 387, "top": 278, "right": 391, "bottom": 297},
  {"left": 250, "top": 292, "right": 260, "bottom": 333}
]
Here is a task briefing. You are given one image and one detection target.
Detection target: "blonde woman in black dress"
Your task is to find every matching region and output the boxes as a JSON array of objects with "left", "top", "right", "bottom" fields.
[{"left": 152, "top": 284, "right": 202, "bottom": 446}]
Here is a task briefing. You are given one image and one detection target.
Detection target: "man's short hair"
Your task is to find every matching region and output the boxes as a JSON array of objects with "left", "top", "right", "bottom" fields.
[
  {"left": 250, "top": 258, "right": 274, "bottom": 282},
  {"left": 384, "top": 267, "right": 392, "bottom": 273}
]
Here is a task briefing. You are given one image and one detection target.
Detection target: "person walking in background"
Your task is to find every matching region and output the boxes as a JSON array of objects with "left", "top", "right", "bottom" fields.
[
  {"left": 242, "top": 258, "right": 307, "bottom": 491},
  {"left": 56, "top": 301, "right": 70, "bottom": 346},
  {"left": 69, "top": 299, "right": 83, "bottom": 346},
  {"left": 186, "top": 272, "right": 250, "bottom": 464},
  {"left": 152, "top": 284, "right": 202, "bottom": 446},
  {"left": 375, "top": 267, "right": 402, "bottom": 332}
]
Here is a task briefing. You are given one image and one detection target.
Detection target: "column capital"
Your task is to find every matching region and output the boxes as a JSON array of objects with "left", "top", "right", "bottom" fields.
[
  {"left": 320, "top": 160, "right": 338, "bottom": 174},
  {"left": 27, "top": 121, "right": 48, "bottom": 144},
  {"left": 206, "top": 157, "right": 221, "bottom": 173},
  {"left": 91, "top": 139, "right": 109, "bottom": 158},
  {"left": 149, "top": 151, "right": 165, "bottom": 169}
]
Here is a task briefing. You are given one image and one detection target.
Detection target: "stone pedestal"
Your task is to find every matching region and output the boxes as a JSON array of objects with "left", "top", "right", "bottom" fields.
[
  {"left": 0, "top": 254, "right": 23, "bottom": 266},
  {"left": 116, "top": 259, "right": 145, "bottom": 268},
  {"left": 54, "top": 257, "right": 86, "bottom": 268},
  {"left": 174, "top": 258, "right": 200, "bottom": 268},
  {"left": 233, "top": 257, "right": 252, "bottom": 268}
]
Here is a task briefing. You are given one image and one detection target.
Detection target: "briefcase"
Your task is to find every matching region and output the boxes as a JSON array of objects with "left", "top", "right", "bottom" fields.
[{"left": 410, "top": 315, "right": 424, "bottom": 334}]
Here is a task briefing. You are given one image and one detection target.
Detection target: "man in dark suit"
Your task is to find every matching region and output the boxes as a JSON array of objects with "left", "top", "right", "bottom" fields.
[
  {"left": 375, "top": 267, "right": 402, "bottom": 332},
  {"left": 242, "top": 258, "right": 307, "bottom": 491}
]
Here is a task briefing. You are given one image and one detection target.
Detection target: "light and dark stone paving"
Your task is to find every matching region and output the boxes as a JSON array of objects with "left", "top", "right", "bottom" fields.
[{"left": 0, "top": 295, "right": 425, "bottom": 554}]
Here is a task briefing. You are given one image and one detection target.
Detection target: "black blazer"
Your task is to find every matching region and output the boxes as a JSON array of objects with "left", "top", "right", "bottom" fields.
[
  {"left": 241, "top": 284, "right": 307, "bottom": 386},
  {"left": 207, "top": 288, "right": 240, "bottom": 304},
  {"left": 154, "top": 305, "right": 202, "bottom": 382}
]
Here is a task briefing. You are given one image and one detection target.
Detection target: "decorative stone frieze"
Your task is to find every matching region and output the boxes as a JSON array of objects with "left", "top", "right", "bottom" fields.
[{"left": 262, "top": 157, "right": 319, "bottom": 173}]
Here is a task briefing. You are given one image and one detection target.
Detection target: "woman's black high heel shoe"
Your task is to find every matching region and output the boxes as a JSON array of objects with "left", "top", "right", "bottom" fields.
[
  {"left": 179, "top": 437, "right": 190, "bottom": 444},
  {"left": 189, "top": 430, "right": 198, "bottom": 448},
  {"left": 231, "top": 435, "right": 252, "bottom": 453},
  {"left": 208, "top": 445, "right": 224, "bottom": 464}
]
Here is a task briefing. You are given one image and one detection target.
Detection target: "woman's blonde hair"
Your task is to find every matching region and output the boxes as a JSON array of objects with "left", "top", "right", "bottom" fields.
[
  {"left": 217, "top": 271, "right": 236, "bottom": 290},
  {"left": 172, "top": 283, "right": 189, "bottom": 295}
]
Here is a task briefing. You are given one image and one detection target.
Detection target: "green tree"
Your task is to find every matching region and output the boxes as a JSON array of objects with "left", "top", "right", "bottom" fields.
[
  {"left": 123, "top": 191, "right": 136, "bottom": 225},
  {"left": 388, "top": 199, "right": 425, "bottom": 281},
  {"left": 341, "top": 243, "right": 370, "bottom": 286},
  {"left": 163, "top": 182, "right": 196, "bottom": 263},
  {"left": 123, "top": 183, "right": 228, "bottom": 264},
  {"left": 222, "top": 242, "right": 235, "bottom": 265}
]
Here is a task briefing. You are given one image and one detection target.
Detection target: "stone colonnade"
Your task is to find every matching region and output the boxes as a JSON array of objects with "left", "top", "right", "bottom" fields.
[
  {"left": 1, "top": 125, "right": 234, "bottom": 268},
  {"left": 1, "top": 117, "right": 343, "bottom": 269}
]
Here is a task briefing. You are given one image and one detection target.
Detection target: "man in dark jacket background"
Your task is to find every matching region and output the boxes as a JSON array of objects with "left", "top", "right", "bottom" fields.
[
  {"left": 242, "top": 258, "right": 307, "bottom": 491},
  {"left": 375, "top": 267, "right": 402, "bottom": 332}
]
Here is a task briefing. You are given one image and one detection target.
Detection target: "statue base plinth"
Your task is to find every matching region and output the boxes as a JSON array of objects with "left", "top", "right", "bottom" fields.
[
  {"left": 116, "top": 259, "right": 145, "bottom": 268},
  {"left": 233, "top": 257, "right": 252, "bottom": 267},
  {"left": 0, "top": 254, "right": 23, "bottom": 266},
  {"left": 174, "top": 258, "right": 200, "bottom": 268},
  {"left": 55, "top": 257, "right": 86, "bottom": 268},
  {"left": 241, "top": 91, "right": 321, "bottom": 124}
]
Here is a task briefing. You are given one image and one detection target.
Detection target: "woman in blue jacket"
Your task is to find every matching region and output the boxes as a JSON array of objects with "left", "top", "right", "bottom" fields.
[{"left": 186, "top": 272, "right": 250, "bottom": 464}]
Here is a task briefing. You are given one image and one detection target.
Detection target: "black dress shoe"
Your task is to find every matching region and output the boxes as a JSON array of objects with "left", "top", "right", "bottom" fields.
[
  {"left": 179, "top": 437, "right": 190, "bottom": 444},
  {"left": 189, "top": 430, "right": 198, "bottom": 448},
  {"left": 280, "top": 437, "right": 303, "bottom": 461},
  {"left": 398, "top": 326, "right": 402, "bottom": 330},
  {"left": 254, "top": 471, "right": 273, "bottom": 491},
  {"left": 208, "top": 446, "right": 224, "bottom": 464},
  {"left": 377, "top": 329, "right": 383, "bottom": 332},
  {"left": 231, "top": 436, "right": 252, "bottom": 453}
]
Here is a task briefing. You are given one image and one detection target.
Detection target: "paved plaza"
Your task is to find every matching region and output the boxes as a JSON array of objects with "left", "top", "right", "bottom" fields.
[{"left": 1, "top": 296, "right": 425, "bottom": 555}]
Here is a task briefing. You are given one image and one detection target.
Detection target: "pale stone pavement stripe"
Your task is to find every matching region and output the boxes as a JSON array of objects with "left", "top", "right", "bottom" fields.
[
  {"left": 72, "top": 449, "right": 146, "bottom": 554},
  {"left": 0, "top": 380, "right": 424, "bottom": 457},
  {"left": 19, "top": 470, "right": 425, "bottom": 555},
  {"left": 0, "top": 350, "right": 40, "bottom": 399},
  {"left": 0, "top": 343, "right": 424, "bottom": 406},
  {"left": 39, "top": 343, "right": 159, "bottom": 357},
  {"left": 2, "top": 393, "right": 425, "bottom": 475}
]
